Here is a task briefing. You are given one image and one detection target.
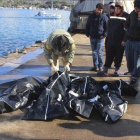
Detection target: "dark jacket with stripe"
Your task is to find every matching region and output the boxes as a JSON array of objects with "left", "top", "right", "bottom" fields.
[
  {"left": 124, "top": 10, "right": 140, "bottom": 41},
  {"left": 107, "top": 12, "right": 129, "bottom": 42},
  {"left": 86, "top": 11, "right": 108, "bottom": 39}
]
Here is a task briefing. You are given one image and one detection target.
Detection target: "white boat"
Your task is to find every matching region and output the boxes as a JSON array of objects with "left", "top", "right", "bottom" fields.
[
  {"left": 33, "top": 0, "right": 61, "bottom": 19},
  {"left": 33, "top": 10, "right": 61, "bottom": 19}
]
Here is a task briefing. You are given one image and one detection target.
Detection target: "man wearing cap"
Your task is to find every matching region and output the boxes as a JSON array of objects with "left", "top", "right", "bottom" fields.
[
  {"left": 97, "top": 1, "right": 129, "bottom": 77},
  {"left": 124, "top": 0, "right": 140, "bottom": 85},
  {"left": 44, "top": 29, "right": 75, "bottom": 75},
  {"left": 105, "top": 2, "right": 115, "bottom": 54}
]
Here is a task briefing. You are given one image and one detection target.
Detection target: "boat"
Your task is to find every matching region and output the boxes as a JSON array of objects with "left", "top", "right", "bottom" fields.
[
  {"left": 33, "top": 10, "right": 61, "bottom": 19},
  {"left": 33, "top": 0, "right": 61, "bottom": 19}
]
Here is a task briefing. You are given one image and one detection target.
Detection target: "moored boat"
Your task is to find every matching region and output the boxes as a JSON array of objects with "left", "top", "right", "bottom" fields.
[{"left": 33, "top": 10, "right": 61, "bottom": 19}]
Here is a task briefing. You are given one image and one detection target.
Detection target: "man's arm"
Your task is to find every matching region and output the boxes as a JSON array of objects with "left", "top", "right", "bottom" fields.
[
  {"left": 86, "top": 16, "right": 91, "bottom": 37},
  {"left": 65, "top": 44, "right": 76, "bottom": 64},
  {"left": 123, "top": 14, "right": 130, "bottom": 42},
  {"left": 44, "top": 43, "right": 54, "bottom": 65},
  {"left": 125, "top": 14, "right": 131, "bottom": 30},
  {"left": 102, "top": 16, "right": 108, "bottom": 38}
]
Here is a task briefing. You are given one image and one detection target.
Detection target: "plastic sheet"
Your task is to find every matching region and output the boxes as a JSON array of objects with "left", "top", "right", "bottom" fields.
[
  {"left": 0, "top": 72, "right": 138, "bottom": 123},
  {"left": 68, "top": 77, "right": 132, "bottom": 123},
  {"left": 0, "top": 76, "right": 46, "bottom": 114},
  {"left": 23, "top": 71, "right": 70, "bottom": 120}
]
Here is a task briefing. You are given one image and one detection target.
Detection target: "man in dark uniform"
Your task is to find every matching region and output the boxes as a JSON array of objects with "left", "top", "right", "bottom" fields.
[
  {"left": 97, "top": 2, "right": 129, "bottom": 77},
  {"left": 124, "top": 0, "right": 140, "bottom": 85}
]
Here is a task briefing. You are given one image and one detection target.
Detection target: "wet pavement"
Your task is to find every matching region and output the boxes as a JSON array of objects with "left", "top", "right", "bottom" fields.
[
  {"left": 0, "top": 48, "right": 43, "bottom": 76},
  {"left": 0, "top": 34, "right": 140, "bottom": 140}
]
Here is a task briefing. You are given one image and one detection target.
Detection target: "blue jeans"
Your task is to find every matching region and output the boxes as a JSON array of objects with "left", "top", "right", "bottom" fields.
[
  {"left": 90, "top": 38, "right": 104, "bottom": 68},
  {"left": 125, "top": 40, "right": 140, "bottom": 78}
]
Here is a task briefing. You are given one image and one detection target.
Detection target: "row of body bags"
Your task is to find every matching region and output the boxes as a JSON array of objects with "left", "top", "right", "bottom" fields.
[{"left": 0, "top": 71, "right": 138, "bottom": 123}]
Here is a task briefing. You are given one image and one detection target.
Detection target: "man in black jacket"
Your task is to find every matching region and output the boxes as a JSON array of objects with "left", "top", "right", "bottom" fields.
[
  {"left": 124, "top": 0, "right": 140, "bottom": 86},
  {"left": 86, "top": 3, "right": 108, "bottom": 71},
  {"left": 97, "top": 2, "right": 129, "bottom": 77}
]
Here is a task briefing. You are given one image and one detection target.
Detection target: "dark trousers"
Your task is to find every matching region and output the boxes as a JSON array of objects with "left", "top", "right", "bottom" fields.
[
  {"left": 125, "top": 40, "right": 140, "bottom": 78},
  {"left": 104, "top": 39, "right": 124, "bottom": 68}
]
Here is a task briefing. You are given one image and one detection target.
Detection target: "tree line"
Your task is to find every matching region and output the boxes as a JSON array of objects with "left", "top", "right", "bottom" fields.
[{"left": 0, "top": 0, "right": 74, "bottom": 8}]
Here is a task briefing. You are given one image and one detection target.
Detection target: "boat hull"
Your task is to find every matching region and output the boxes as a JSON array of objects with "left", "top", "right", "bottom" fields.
[{"left": 33, "top": 15, "right": 61, "bottom": 19}]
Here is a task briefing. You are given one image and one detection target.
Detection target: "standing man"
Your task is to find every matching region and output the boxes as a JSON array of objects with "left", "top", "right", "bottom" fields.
[
  {"left": 124, "top": 0, "right": 140, "bottom": 85},
  {"left": 97, "top": 2, "right": 129, "bottom": 77},
  {"left": 86, "top": 3, "right": 108, "bottom": 71},
  {"left": 44, "top": 29, "right": 76, "bottom": 75},
  {"left": 105, "top": 2, "right": 115, "bottom": 54}
]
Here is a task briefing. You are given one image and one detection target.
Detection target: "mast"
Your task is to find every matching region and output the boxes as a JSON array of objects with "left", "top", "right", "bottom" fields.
[
  {"left": 52, "top": 0, "right": 53, "bottom": 13},
  {"left": 52, "top": 0, "right": 53, "bottom": 10}
]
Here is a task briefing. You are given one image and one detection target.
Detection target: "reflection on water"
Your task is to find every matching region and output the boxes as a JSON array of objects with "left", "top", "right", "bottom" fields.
[{"left": 0, "top": 9, "right": 70, "bottom": 57}]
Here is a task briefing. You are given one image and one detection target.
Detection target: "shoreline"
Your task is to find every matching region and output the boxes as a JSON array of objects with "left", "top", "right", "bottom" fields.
[
  {"left": 0, "top": 7, "right": 71, "bottom": 11},
  {"left": 0, "top": 40, "right": 46, "bottom": 66}
]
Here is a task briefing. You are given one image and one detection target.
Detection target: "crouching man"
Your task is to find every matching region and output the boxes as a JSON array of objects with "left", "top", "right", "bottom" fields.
[{"left": 44, "top": 29, "right": 76, "bottom": 75}]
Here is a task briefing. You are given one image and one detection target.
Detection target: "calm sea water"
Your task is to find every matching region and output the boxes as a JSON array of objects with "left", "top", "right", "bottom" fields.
[{"left": 0, "top": 9, "right": 70, "bottom": 57}]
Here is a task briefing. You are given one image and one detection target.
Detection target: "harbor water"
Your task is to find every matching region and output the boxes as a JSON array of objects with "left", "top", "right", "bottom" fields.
[{"left": 0, "top": 9, "right": 70, "bottom": 57}]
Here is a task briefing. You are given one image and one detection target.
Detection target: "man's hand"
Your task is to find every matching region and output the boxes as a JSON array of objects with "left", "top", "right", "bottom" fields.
[
  {"left": 51, "top": 65, "right": 59, "bottom": 72},
  {"left": 64, "top": 65, "right": 70, "bottom": 71},
  {"left": 121, "top": 41, "right": 126, "bottom": 46},
  {"left": 100, "top": 36, "right": 104, "bottom": 39}
]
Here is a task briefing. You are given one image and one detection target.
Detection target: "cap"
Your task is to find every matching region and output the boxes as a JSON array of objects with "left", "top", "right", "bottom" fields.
[
  {"left": 110, "top": 3, "right": 115, "bottom": 9},
  {"left": 115, "top": 1, "right": 123, "bottom": 9},
  {"left": 134, "top": 0, "right": 140, "bottom": 8}
]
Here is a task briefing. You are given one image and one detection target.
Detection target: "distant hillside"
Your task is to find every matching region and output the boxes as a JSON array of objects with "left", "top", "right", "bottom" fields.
[{"left": 0, "top": 0, "right": 75, "bottom": 8}]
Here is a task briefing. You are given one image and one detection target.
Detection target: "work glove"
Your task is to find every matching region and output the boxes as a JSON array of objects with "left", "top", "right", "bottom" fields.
[
  {"left": 51, "top": 66, "right": 59, "bottom": 72},
  {"left": 64, "top": 65, "right": 70, "bottom": 71}
]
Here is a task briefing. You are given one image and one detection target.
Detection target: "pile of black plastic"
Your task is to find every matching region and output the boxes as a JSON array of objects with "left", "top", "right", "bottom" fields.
[{"left": 0, "top": 71, "right": 138, "bottom": 123}]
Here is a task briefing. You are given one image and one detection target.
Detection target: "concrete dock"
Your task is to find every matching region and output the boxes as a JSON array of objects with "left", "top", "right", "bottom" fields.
[{"left": 0, "top": 34, "right": 140, "bottom": 140}]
